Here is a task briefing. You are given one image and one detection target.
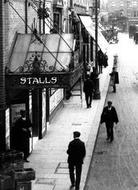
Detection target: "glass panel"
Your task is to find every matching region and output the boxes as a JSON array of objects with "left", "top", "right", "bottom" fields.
[
  {"left": 9, "top": 33, "right": 74, "bottom": 73},
  {"left": 28, "top": 34, "right": 45, "bottom": 52},
  {"left": 44, "top": 34, "right": 60, "bottom": 52},
  {"left": 42, "top": 52, "right": 57, "bottom": 72},
  {"left": 59, "top": 34, "right": 73, "bottom": 52},
  {"left": 10, "top": 34, "right": 31, "bottom": 72},
  {"left": 56, "top": 52, "right": 71, "bottom": 71}
]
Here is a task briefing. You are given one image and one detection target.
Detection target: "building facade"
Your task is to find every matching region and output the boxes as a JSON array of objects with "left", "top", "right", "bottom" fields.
[
  {"left": 0, "top": 0, "right": 107, "bottom": 154},
  {"left": 0, "top": 0, "right": 94, "bottom": 152},
  {"left": 107, "top": 0, "right": 138, "bottom": 29}
]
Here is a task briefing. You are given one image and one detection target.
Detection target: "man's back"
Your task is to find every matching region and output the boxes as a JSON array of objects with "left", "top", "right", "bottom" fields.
[
  {"left": 83, "top": 78, "right": 94, "bottom": 93},
  {"left": 67, "top": 139, "right": 86, "bottom": 164}
]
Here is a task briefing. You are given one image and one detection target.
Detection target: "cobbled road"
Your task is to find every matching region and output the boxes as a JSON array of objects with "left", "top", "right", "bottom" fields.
[{"left": 84, "top": 33, "right": 138, "bottom": 190}]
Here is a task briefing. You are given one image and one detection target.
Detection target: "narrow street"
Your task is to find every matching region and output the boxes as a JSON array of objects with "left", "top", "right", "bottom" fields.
[{"left": 84, "top": 33, "right": 138, "bottom": 190}]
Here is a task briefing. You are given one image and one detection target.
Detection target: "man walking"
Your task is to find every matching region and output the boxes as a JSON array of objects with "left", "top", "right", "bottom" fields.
[
  {"left": 109, "top": 67, "right": 119, "bottom": 92},
  {"left": 83, "top": 75, "right": 94, "bottom": 108},
  {"left": 101, "top": 101, "right": 119, "bottom": 142},
  {"left": 67, "top": 131, "right": 86, "bottom": 190}
]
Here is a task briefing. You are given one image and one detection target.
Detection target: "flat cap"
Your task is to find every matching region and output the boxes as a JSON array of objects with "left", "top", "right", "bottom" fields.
[{"left": 73, "top": 131, "right": 81, "bottom": 137}]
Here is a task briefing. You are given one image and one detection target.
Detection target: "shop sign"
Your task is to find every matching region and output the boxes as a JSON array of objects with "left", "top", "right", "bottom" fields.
[
  {"left": 6, "top": 74, "right": 71, "bottom": 89},
  {"left": 20, "top": 76, "right": 57, "bottom": 85},
  {"left": 6, "top": 68, "right": 83, "bottom": 89}
]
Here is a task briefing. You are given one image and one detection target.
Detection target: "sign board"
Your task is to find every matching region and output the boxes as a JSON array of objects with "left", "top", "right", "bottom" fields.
[{"left": 6, "top": 69, "right": 82, "bottom": 89}]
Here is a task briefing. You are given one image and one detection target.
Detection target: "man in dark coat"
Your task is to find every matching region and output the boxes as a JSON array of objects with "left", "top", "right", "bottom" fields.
[
  {"left": 83, "top": 75, "right": 94, "bottom": 108},
  {"left": 109, "top": 67, "right": 119, "bottom": 92},
  {"left": 13, "top": 110, "right": 32, "bottom": 162},
  {"left": 101, "top": 101, "right": 119, "bottom": 142},
  {"left": 67, "top": 131, "right": 86, "bottom": 190}
]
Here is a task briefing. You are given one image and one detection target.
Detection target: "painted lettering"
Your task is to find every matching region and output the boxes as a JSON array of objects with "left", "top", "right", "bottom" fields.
[
  {"left": 51, "top": 77, "right": 57, "bottom": 84},
  {"left": 20, "top": 77, "right": 26, "bottom": 84},
  {"left": 32, "top": 78, "right": 39, "bottom": 84},
  {"left": 38, "top": 77, "right": 45, "bottom": 84},
  {"left": 27, "top": 77, "right": 32, "bottom": 84},
  {"left": 19, "top": 76, "right": 58, "bottom": 85}
]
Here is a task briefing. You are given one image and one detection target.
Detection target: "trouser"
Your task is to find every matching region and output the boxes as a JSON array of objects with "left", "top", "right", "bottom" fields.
[
  {"left": 69, "top": 163, "right": 82, "bottom": 189},
  {"left": 85, "top": 93, "right": 92, "bottom": 107},
  {"left": 105, "top": 122, "right": 114, "bottom": 141},
  {"left": 113, "top": 84, "right": 116, "bottom": 92}
]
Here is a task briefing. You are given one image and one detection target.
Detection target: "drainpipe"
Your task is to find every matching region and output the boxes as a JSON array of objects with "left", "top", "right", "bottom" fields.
[{"left": 0, "top": 0, "right": 6, "bottom": 151}]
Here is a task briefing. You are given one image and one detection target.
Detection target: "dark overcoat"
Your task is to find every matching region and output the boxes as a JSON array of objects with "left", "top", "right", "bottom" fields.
[
  {"left": 83, "top": 78, "right": 94, "bottom": 94},
  {"left": 67, "top": 139, "right": 86, "bottom": 165},
  {"left": 101, "top": 106, "right": 119, "bottom": 124},
  {"left": 13, "top": 117, "right": 31, "bottom": 157}
]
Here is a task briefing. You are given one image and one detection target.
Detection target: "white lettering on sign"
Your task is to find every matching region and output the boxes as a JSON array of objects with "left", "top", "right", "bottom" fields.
[{"left": 20, "top": 77, "right": 58, "bottom": 85}]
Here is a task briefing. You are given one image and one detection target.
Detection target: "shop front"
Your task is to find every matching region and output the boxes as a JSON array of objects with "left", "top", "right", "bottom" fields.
[
  {"left": 79, "top": 14, "right": 109, "bottom": 75},
  {"left": 5, "top": 32, "right": 83, "bottom": 152}
]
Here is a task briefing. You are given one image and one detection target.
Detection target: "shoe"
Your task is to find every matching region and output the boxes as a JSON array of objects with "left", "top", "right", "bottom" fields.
[
  {"left": 24, "top": 159, "right": 30, "bottom": 163},
  {"left": 70, "top": 184, "right": 75, "bottom": 189}
]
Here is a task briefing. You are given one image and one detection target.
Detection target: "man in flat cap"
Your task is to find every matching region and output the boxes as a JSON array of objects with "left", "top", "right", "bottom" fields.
[
  {"left": 67, "top": 131, "right": 86, "bottom": 190},
  {"left": 101, "top": 101, "right": 119, "bottom": 142}
]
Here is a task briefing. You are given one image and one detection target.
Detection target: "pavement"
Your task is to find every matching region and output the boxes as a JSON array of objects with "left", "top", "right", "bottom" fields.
[
  {"left": 24, "top": 45, "right": 116, "bottom": 190},
  {"left": 83, "top": 33, "right": 138, "bottom": 190}
]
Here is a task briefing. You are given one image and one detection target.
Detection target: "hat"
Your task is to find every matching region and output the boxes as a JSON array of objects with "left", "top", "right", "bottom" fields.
[
  {"left": 107, "top": 101, "right": 112, "bottom": 104},
  {"left": 73, "top": 131, "right": 81, "bottom": 137}
]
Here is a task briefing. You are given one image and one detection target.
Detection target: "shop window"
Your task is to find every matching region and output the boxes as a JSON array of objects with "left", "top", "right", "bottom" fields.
[{"left": 53, "top": 11, "right": 62, "bottom": 33}]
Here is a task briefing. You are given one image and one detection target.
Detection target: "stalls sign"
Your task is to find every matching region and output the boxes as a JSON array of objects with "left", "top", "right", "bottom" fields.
[{"left": 20, "top": 76, "right": 57, "bottom": 85}]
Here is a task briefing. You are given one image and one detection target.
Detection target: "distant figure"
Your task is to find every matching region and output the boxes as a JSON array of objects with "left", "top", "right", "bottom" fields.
[
  {"left": 101, "top": 101, "right": 119, "bottom": 142},
  {"left": 13, "top": 110, "right": 32, "bottom": 162},
  {"left": 67, "top": 131, "right": 86, "bottom": 190},
  {"left": 109, "top": 67, "right": 119, "bottom": 92},
  {"left": 83, "top": 75, "right": 94, "bottom": 108}
]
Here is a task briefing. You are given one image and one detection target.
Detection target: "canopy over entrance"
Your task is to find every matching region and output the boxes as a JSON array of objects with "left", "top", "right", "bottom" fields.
[
  {"left": 7, "top": 33, "right": 74, "bottom": 73},
  {"left": 6, "top": 33, "right": 82, "bottom": 89}
]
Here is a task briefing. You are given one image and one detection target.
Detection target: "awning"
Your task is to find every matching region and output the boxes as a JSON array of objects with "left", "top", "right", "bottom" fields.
[
  {"left": 7, "top": 33, "right": 74, "bottom": 73},
  {"left": 79, "top": 15, "right": 109, "bottom": 53}
]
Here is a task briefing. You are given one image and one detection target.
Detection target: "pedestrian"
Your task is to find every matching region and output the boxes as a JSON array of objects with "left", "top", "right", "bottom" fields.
[
  {"left": 13, "top": 110, "right": 32, "bottom": 162},
  {"left": 67, "top": 131, "right": 86, "bottom": 190},
  {"left": 100, "top": 101, "right": 119, "bottom": 142},
  {"left": 109, "top": 67, "right": 119, "bottom": 92},
  {"left": 83, "top": 74, "right": 94, "bottom": 108}
]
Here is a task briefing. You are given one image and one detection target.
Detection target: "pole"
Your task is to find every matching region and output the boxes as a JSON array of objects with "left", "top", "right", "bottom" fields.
[
  {"left": 0, "top": 0, "right": 6, "bottom": 151},
  {"left": 25, "top": 0, "right": 28, "bottom": 33},
  {"left": 93, "top": 0, "right": 101, "bottom": 99},
  {"left": 43, "top": 0, "right": 45, "bottom": 34},
  {"left": 95, "top": 0, "right": 98, "bottom": 72}
]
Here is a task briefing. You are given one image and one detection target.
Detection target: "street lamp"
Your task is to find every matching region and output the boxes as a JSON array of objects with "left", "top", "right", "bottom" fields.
[{"left": 93, "top": 0, "right": 101, "bottom": 99}]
